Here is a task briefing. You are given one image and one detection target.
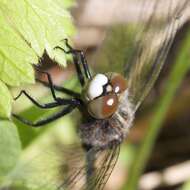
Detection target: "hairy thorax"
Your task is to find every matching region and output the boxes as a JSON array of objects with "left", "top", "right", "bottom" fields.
[{"left": 79, "top": 90, "right": 134, "bottom": 149}]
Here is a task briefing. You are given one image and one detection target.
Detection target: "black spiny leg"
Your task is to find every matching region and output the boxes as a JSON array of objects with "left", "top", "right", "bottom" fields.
[
  {"left": 54, "top": 39, "right": 92, "bottom": 86},
  {"left": 14, "top": 90, "right": 61, "bottom": 109},
  {"left": 35, "top": 68, "right": 66, "bottom": 102},
  {"left": 12, "top": 39, "right": 89, "bottom": 127},
  {"left": 34, "top": 68, "right": 80, "bottom": 98},
  {"left": 54, "top": 44, "right": 85, "bottom": 86},
  {"left": 36, "top": 79, "right": 80, "bottom": 98},
  {"left": 14, "top": 90, "right": 79, "bottom": 108},
  {"left": 13, "top": 90, "right": 81, "bottom": 127},
  {"left": 64, "top": 39, "right": 92, "bottom": 80},
  {"left": 12, "top": 105, "right": 76, "bottom": 127},
  {"left": 78, "top": 50, "right": 92, "bottom": 80},
  {"left": 13, "top": 66, "right": 83, "bottom": 127}
]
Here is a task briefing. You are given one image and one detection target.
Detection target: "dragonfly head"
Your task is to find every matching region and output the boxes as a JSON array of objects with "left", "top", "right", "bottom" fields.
[{"left": 83, "top": 72, "right": 127, "bottom": 119}]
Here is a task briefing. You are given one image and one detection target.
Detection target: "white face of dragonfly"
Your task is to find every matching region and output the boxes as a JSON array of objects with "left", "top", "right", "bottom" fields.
[
  {"left": 84, "top": 72, "right": 127, "bottom": 119},
  {"left": 87, "top": 74, "right": 108, "bottom": 100}
]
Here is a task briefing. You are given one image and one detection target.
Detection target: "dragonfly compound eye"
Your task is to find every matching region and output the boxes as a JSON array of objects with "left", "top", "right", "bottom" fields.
[
  {"left": 84, "top": 73, "right": 120, "bottom": 119},
  {"left": 106, "top": 72, "right": 127, "bottom": 94},
  {"left": 87, "top": 94, "right": 119, "bottom": 119}
]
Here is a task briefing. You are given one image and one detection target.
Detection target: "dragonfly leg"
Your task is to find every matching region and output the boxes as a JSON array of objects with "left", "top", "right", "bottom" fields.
[
  {"left": 64, "top": 39, "right": 92, "bottom": 80},
  {"left": 14, "top": 90, "right": 81, "bottom": 108},
  {"left": 36, "top": 78, "right": 80, "bottom": 98},
  {"left": 54, "top": 39, "right": 91, "bottom": 86},
  {"left": 35, "top": 69, "right": 69, "bottom": 102},
  {"left": 12, "top": 105, "right": 76, "bottom": 127}
]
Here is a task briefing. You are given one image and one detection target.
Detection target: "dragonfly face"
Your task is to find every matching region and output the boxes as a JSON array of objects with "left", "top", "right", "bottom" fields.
[
  {"left": 82, "top": 72, "right": 127, "bottom": 119},
  {"left": 80, "top": 73, "right": 134, "bottom": 149}
]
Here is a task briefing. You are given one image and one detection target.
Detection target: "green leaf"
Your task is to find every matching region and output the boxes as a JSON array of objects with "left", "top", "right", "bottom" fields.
[
  {"left": 6, "top": 0, "right": 74, "bottom": 65},
  {"left": 0, "top": 81, "right": 12, "bottom": 118},
  {"left": 54, "top": 0, "right": 76, "bottom": 10},
  {"left": 0, "top": 115, "right": 78, "bottom": 189},
  {"left": 0, "top": 120, "right": 21, "bottom": 177},
  {"left": 0, "top": 7, "right": 37, "bottom": 86},
  {"left": 123, "top": 31, "right": 190, "bottom": 190},
  {"left": 0, "top": 0, "right": 75, "bottom": 86},
  {"left": 182, "top": 180, "right": 190, "bottom": 190},
  {"left": 0, "top": 0, "right": 75, "bottom": 117}
]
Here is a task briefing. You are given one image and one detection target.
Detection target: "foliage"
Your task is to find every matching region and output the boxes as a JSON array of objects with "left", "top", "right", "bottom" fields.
[
  {"left": 0, "top": 121, "right": 21, "bottom": 178},
  {"left": 0, "top": 81, "right": 12, "bottom": 118},
  {"left": 0, "top": 0, "right": 75, "bottom": 188},
  {"left": 183, "top": 180, "right": 190, "bottom": 190},
  {"left": 0, "top": 0, "right": 75, "bottom": 118}
]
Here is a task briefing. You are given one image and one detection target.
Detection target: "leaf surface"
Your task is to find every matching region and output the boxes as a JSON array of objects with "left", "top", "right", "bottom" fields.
[
  {"left": 0, "top": 81, "right": 12, "bottom": 118},
  {"left": 0, "top": 0, "right": 75, "bottom": 117},
  {"left": 0, "top": 120, "right": 21, "bottom": 177}
]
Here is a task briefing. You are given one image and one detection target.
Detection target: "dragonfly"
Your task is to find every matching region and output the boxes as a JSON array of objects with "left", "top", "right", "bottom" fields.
[{"left": 4, "top": 0, "right": 189, "bottom": 189}]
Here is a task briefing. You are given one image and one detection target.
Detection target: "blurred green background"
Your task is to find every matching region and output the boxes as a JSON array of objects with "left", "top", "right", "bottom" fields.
[{"left": 0, "top": 0, "right": 190, "bottom": 190}]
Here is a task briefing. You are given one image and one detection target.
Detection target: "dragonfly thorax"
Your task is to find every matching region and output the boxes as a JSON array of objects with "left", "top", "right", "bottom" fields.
[{"left": 83, "top": 72, "right": 127, "bottom": 119}]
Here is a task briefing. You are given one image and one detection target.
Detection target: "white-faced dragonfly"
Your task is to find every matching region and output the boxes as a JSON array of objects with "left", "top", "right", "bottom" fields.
[{"left": 4, "top": 0, "right": 189, "bottom": 189}]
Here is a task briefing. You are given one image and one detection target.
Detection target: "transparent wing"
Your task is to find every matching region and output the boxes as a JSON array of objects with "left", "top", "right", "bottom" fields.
[
  {"left": 126, "top": 0, "right": 189, "bottom": 111},
  {"left": 93, "top": 0, "right": 189, "bottom": 112},
  {"left": 2, "top": 142, "right": 120, "bottom": 190},
  {"left": 2, "top": 143, "right": 86, "bottom": 190},
  {"left": 61, "top": 144, "right": 120, "bottom": 190},
  {"left": 94, "top": 145, "right": 120, "bottom": 190}
]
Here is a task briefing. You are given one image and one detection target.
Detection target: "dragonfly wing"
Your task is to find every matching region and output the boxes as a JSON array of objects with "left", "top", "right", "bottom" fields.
[
  {"left": 2, "top": 143, "right": 86, "bottom": 190},
  {"left": 126, "top": 0, "right": 189, "bottom": 111},
  {"left": 60, "top": 144, "right": 120, "bottom": 190},
  {"left": 93, "top": 0, "right": 189, "bottom": 112},
  {"left": 87, "top": 145, "right": 120, "bottom": 190},
  {"left": 2, "top": 142, "right": 120, "bottom": 190}
]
